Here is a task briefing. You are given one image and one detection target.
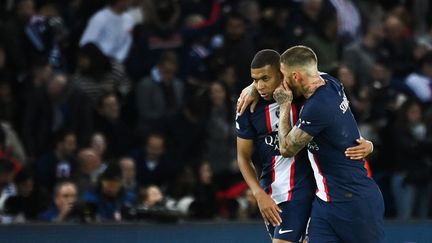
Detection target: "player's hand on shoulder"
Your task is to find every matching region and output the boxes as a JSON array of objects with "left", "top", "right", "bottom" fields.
[
  {"left": 253, "top": 190, "right": 282, "bottom": 227},
  {"left": 345, "top": 138, "right": 374, "bottom": 160},
  {"left": 237, "top": 84, "right": 259, "bottom": 115},
  {"left": 273, "top": 83, "right": 293, "bottom": 105}
]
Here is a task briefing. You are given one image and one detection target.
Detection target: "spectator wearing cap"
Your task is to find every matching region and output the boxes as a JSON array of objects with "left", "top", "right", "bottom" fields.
[{"left": 81, "top": 163, "right": 135, "bottom": 221}]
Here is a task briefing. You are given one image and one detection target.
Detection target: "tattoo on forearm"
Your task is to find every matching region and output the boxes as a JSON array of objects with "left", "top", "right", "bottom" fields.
[
  {"left": 287, "top": 129, "right": 312, "bottom": 154},
  {"left": 278, "top": 103, "right": 293, "bottom": 152},
  {"left": 274, "top": 92, "right": 288, "bottom": 104}
]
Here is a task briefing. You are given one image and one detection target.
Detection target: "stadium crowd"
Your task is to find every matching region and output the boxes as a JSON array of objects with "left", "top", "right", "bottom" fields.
[{"left": 0, "top": 0, "right": 431, "bottom": 223}]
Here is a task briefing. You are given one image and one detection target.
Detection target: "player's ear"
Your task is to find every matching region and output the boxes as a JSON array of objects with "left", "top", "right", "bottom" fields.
[{"left": 292, "top": 71, "right": 300, "bottom": 81}]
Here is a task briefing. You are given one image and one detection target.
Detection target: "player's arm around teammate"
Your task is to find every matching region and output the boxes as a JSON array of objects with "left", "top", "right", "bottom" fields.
[{"left": 236, "top": 84, "right": 374, "bottom": 158}]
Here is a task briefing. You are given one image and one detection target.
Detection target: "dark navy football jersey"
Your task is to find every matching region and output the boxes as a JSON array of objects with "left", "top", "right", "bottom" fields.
[
  {"left": 297, "top": 73, "right": 379, "bottom": 202},
  {"left": 236, "top": 98, "right": 314, "bottom": 203}
]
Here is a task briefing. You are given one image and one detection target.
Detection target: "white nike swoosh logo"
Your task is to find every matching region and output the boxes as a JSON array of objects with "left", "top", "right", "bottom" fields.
[{"left": 278, "top": 229, "right": 293, "bottom": 234}]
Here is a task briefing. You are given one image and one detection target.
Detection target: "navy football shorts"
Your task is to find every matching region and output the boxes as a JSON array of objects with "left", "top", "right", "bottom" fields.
[
  {"left": 266, "top": 199, "right": 312, "bottom": 242},
  {"left": 308, "top": 192, "right": 385, "bottom": 243}
]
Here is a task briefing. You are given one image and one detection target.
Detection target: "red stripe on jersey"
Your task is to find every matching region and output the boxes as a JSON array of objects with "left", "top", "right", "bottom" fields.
[
  {"left": 292, "top": 104, "right": 298, "bottom": 124},
  {"left": 287, "top": 158, "right": 295, "bottom": 201},
  {"left": 265, "top": 105, "right": 272, "bottom": 134},
  {"left": 313, "top": 154, "right": 330, "bottom": 202},
  {"left": 269, "top": 156, "right": 276, "bottom": 196}
]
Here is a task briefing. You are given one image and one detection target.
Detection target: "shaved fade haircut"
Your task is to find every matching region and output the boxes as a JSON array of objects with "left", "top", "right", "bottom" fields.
[
  {"left": 251, "top": 49, "right": 280, "bottom": 70},
  {"left": 280, "top": 45, "right": 318, "bottom": 69}
]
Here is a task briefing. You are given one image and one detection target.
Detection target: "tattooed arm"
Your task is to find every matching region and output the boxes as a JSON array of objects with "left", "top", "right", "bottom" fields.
[
  {"left": 274, "top": 86, "right": 313, "bottom": 158},
  {"left": 279, "top": 126, "right": 313, "bottom": 158}
]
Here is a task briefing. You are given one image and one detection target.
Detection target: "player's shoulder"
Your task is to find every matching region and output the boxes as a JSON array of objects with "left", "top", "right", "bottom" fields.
[
  {"left": 237, "top": 98, "right": 270, "bottom": 117},
  {"left": 313, "top": 74, "right": 344, "bottom": 101}
]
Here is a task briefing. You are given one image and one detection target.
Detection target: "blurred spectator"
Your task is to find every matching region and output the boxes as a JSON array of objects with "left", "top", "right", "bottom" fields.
[
  {"left": 139, "top": 184, "right": 163, "bottom": 209},
  {"left": 4, "top": 166, "right": 48, "bottom": 222},
  {"left": 129, "top": 132, "right": 177, "bottom": 187},
  {"left": 203, "top": 81, "right": 236, "bottom": 175},
  {"left": 179, "top": 14, "right": 212, "bottom": 82},
  {"left": 0, "top": 78, "right": 16, "bottom": 125},
  {"left": 39, "top": 181, "right": 79, "bottom": 222},
  {"left": 94, "top": 92, "right": 133, "bottom": 158},
  {"left": 79, "top": 0, "right": 135, "bottom": 63},
  {"left": 126, "top": 0, "right": 146, "bottom": 25},
  {"left": 2, "top": 0, "right": 65, "bottom": 72},
  {"left": 34, "top": 129, "right": 77, "bottom": 193},
  {"left": 211, "top": 12, "right": 255, "bottom": 94},
  {"left": 189, "top": 162, "right": 218, "bottom": 219},
  {"left": 237, "top": 189, "right": 260, "bottom": 220},
  {"left": 0, "top": 159, "right": 16, "bottom": 223},
  {"left": 377, "top": 14, "right": 415, "bottom": 77},
  {"left": 82, "top": 163, "right": 135, "bottom": 221},
  {"left": 89, "top": 132, "right": 108, "bottom": 163},
  {"left": 72, "top": 43, "right": 132, "bottom": 107},
  {"left": 126, "top": 0, "right": 221, "bottom": 80},
  {"left": 336, "top": 64, "right": 371, "bottom": 122},
  {"left": 135, "top": 53, "right": 184, "bottom": 131},
  {"left": 302, "top": 8, "right": 339, "bottom": 74},
  {"left": 284, "top": 0, "right": 323, "bottom": 47},
  {"left": 122, "top": 184, "right": 181, "bottom": 222},
  {"left": 0, "top": 122, "right": 26, "bottom": 165},
  {"left": 404, "top": 51, "right": 432, "bottom": 104},
  {"left": 388, "top": 100, "right": 431, "bottom": 219},
  {"left": 119, "top": 157, "right": 137, "bottom": 194},
  {"left": 356, "top": 0, "right": 385, "bottom": 31},
  {"left": 343, "top": 21, "right": 384, "bottom": 87},
  {"left": 328, "top": 0, "right": 362, "bottom": 46},
  {"left": 163, "top": 93, "right": 208, "bottom": 166},
  {"left": 0, "top": 125, "right": 22, "bottom": 174},
  {"left": 74, "top": 148, "right": 106, "bottom": 194},
  {"left": 4, "top": 0, "right": 38, "bottom": 72},
  {"left": 22, "top": 73, "right": 93, "bottom": 158}
]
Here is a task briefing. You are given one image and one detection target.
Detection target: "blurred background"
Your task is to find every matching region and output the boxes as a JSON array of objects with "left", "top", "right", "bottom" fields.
[{"left": 0, "top": 0, "right": 431, "bottom": 242}]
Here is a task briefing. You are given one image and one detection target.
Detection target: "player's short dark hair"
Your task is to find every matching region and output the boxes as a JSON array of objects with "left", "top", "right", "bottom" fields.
[
  {"left": 250, "top": 49, "right": 280, "bottom": 70},
  {"left": 280, "top": 45, "right": 317, "bottom": 68}
]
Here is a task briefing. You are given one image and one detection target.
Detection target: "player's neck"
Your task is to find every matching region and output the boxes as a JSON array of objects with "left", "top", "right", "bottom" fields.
[{"left": 303, "top": 76, "right": 325, "bottom": 99}]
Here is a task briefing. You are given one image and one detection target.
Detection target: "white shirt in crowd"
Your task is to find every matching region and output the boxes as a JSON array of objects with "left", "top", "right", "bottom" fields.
[
  {"left": 405, "top": 73, "right": 432, "bottom": 102},
  {"left": 80, "top": 7, "right": 136, "bottom": 63}
]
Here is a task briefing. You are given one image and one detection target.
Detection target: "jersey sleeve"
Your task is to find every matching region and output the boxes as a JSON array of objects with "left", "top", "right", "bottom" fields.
[
  {"left": 236, "top": 112, "right": 256, "bottom": 139},
  {"left": 296, "top": 97, "right": 334, "bottom": 136}
]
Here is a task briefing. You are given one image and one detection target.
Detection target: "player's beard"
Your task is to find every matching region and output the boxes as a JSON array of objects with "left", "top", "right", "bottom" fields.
[{"left": 288, "top": 75, "right": 302, "bottom": 97}]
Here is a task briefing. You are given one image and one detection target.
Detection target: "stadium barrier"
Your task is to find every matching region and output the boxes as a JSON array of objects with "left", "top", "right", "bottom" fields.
[{"left": 0, "top": 220, "right": 431, "bottom": 243}]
